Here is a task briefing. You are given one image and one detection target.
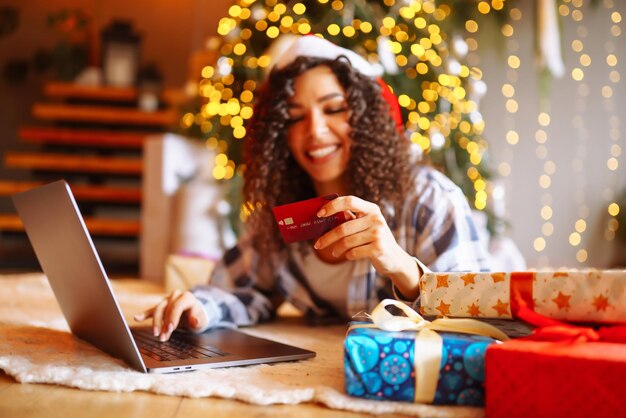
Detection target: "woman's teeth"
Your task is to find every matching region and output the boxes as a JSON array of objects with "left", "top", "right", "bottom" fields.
[{"left": 308, "top": 145, "right": 339, "bottom": 159}]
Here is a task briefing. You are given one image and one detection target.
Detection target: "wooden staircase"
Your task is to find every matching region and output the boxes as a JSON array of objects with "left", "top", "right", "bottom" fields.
[{"left": 1, "top": 82, "right": 180, "bottom": 275}]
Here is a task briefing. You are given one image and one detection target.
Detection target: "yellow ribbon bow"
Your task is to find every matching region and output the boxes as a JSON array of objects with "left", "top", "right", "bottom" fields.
[{"left": 349, "top": 299, "right": 509, "bottom": 403}]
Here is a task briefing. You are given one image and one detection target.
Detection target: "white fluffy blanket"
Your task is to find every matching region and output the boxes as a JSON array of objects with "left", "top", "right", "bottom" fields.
[{"left": 0, "top": 273, "right": 482, "bottom": 417}]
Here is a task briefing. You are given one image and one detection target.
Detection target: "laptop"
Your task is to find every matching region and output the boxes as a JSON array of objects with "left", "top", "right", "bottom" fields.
[{"left": 12, "top": 180, "right": 315, "bottom": 373}]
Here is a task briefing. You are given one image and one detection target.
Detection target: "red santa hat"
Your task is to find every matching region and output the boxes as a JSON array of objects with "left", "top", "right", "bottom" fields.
[{"left": 273, "top": 35, "right": 404, "bottom": 132}]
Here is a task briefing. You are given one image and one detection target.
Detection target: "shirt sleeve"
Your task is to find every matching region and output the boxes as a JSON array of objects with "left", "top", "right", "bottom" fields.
[
  {"left": 190, "top": 233, "right": 286, "bottom": 329},
  {"left": 410, "top": 168, "right": 492, "bottom": 273}
]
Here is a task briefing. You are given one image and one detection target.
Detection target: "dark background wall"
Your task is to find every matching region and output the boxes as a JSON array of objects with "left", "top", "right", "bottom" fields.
[{"left": 0, "top": 0, "right": 231, "bottom": 196}]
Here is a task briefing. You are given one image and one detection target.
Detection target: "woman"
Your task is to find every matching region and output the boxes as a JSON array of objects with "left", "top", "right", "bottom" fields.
[{"left": 135, "top": 36, "right": 491, "bottom": 341}]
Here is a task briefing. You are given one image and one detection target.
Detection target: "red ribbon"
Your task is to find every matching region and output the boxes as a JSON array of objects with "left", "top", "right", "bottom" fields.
[
  {"left": 509, "top": 272, "right": 535, "bottom": 317},
  {"left": 513, "top": 291, "right": 626, "bottom": 344}
]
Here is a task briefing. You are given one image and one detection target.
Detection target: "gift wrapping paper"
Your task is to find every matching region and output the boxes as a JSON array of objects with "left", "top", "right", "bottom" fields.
[
  {"left": 485, "top": 338, "right": 626, "bottom": 418},
  {"left": 344, "top": 322, "right": 497, "bottom": 406},
  {"left": 419, "top": 270, "right": 626, "bottom": 323}
]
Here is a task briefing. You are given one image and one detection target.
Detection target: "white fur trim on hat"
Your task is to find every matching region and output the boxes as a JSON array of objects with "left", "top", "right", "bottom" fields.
[{"left": 273, "top": 35, "right": 383, "bottom": 77}]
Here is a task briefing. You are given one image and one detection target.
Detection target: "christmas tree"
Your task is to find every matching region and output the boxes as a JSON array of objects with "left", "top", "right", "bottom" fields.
[{"left": 180, "top": 0, "right": 512, "bottom": 232}]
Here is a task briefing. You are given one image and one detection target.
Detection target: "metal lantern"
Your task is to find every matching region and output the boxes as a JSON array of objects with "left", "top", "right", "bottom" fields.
[
  {"left": 100, "top": 20, "right": 141, "bottom": 87},
  {"left": 137, "top": 63, "right": 163, "bottom": 112}
]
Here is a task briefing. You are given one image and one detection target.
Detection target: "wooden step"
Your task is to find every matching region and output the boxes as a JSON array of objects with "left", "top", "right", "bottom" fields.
[
  {"left": 4, "top": 152, "right": 143, "bottom": 175},
  {"left": 33, "top": 103, "right": 179, "bottom": 127},
  {"left": 0, "top": 214, "right": 140, "bottom": 237},
  {"left": 19, "top": 126, "right": 150, "bottom": 149},
  {"left": 44, "top": 82, "right": 184, "bottom": 105},
  {"left": 0, "top": 181, "right": 141, "bottom": 204}
]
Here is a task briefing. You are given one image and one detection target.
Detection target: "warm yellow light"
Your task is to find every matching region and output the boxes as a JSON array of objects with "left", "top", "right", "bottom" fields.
[
  {"left": 506, "top": 130, "right": 519, "bottom": 145},
  {"left": 343, "top": 26, "right": 356, "bottom": 37},
  {"left": 298, "top": 23, "right": 311, "bottom": 34},
  {"left": 240, "top": 90, "right": 253, "bottom": 103},
  {"left": 539, "top": 174, "right": 551, "bottom": 189},
  {"left": 233, "top": 126, "right": 246, "bottom": 139},
  {"left": 501, "top": 83, "right": 515, "bottom": 97},
  {"left": 281, "top": 16, "right": 293, "bottom": 27},
  {"left": 327, "top": 24, "right": 340, "bottom": 36},
  {"left": 575, "top": 219, "right": 587, "bottom": 233},
  {"left": 331, "top": 0, "right": 343, "bottom": 11},
  {"left": 474, "top": 179, "right": 486, "bottom": 191},
  {"left": 541, "top": 205, "right": 553, "bottom": 220},
  {"left": 507, "top": 55, "right": 520, "bottom": 69},
  {"left": 230, "top": 116, "right": 243, "bottom": 128},
  {"left": 215, "top": 153, "right": 228, "bottom": 167},
  {"left": 233, "top": 43, "right": 246, "bottom": 55},
  {"left": 228, "top": 5, "right": 242, "bottom": 17},
  {"left": 501, "top": 24, "right": 514, "bottom": 37},
  {"left": 293, "top": 3, "right": 306, "bottom": 14},
  {"left": 465, "top": 20, "right": 478, "bottom": 33},
  {"left": 257, "top": 55, "right": 271, "bottom": 67},
  {"left": 608, "top": 157, "right": 619, "bottom": 171},
  {"left": 534, "top": 237, "right": 546, "bottom": 252},
  {"left": 608, "top": 203, "right": 620, "bottom": 217},
  {"left": 576, "top": 249, "right": 588, "bottom": 263},
  {"left": 538, "top": 112, "right": 550, "bottom": 126},
  {"left": 240, "top": 106, "right": 253, "bottom": 119},
  {"left": 505, "top": 99, "right": 518, "bottom": 113},
  {"left": 266, "top": 26, "right": 280, "bottom": 38},
  {"left": 398, "top": 94, "right": 411, "bottom": 108},
  {"left": 360, "top": 21, "right": 372, "bottom": 33},
  {"left": 569, "top": 232, "right": 581, "bottom": 246},
  {"left": 572, "top": 68, "right": 584, "bottom": 80},
  {"left": 382, "top": 17, "right": 395, "bottom": 29},
  {"left": 414, "top": 17, "right": 427, "bottom": 29},
  {"left": 478, "top": 1, "right": 490, "bottom": 14},
  {"left": 213, "top": 165, "right": 226, "bottom": 180},
  {"left": 400, "top": 6, "right": 415, "bottom": 19},
  {"left": 470, "top": 153, "right": 482, "bottom": 165},
  {"left": 201, "top": 66, "right": 215, "bottom": 79},
  {"left": 181, "top": 112, "right": 194, "bottom": 128}
]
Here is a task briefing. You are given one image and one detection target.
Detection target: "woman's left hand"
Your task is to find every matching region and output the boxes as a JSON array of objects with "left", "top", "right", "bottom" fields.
[{"left": 314, "top": 196, "right": 420, "bottom": 298}]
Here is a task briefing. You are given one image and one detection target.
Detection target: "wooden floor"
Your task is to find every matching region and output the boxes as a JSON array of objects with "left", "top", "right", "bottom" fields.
[{"left": 0, "top": 372, "right": 406, "bottom": 417}]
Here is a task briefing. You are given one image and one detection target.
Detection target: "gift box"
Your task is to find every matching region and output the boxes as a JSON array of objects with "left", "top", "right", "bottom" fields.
[
  {"left": 419, "top": 270, "right": 626, "bottom": 323},
  {"left": 343, "top": 299, "right": 507, "bottom": 406},
  {"left": 485, "top": 338, "right": 626, "bottom": 418},
  {"left": 345, "top": 324, "right": 497, "bottom": 405}
]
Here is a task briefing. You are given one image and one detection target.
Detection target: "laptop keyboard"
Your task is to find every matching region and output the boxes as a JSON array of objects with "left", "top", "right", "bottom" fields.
[{"left": 132, "top": 329, "right": 228, "bottom": 362}]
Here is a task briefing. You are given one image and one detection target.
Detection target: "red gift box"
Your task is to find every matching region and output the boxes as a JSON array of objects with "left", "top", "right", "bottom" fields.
[
  {"left": 486, "top": 339, "right": 626, "bottom": 418},
  {"left": 486, "top": 304, "right": 626, "bottom": 418}
]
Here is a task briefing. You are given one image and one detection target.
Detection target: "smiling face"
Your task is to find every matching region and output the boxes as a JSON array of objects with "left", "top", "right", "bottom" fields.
[{"left": 286, "top": 65, "right": 353, "bottom": 196}]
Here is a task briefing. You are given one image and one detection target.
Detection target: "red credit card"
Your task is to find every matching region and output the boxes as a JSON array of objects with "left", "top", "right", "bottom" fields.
[{"left": 272, "top": 194, "right": 349, "bottom": 244}]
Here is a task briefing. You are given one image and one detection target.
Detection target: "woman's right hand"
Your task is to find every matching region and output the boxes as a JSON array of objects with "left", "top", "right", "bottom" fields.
[{"left": 134, "top": 290, "right": 209, "bottom": 342}]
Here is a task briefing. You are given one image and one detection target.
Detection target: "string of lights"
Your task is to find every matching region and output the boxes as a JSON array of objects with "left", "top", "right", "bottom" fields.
[
  {"left": 559, "top": 0, "right": 591, "bottom": 264},
  {"left": 497, "top": 6, "right": 522, "bottom": 236},
  {"left": 602, "top": 0, "right": 622, "bottom": 244}
]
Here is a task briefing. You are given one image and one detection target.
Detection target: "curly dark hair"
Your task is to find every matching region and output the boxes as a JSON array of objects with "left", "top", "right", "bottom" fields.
[{"left": 244, "top": 55, "right": 414, "bottom": 260}]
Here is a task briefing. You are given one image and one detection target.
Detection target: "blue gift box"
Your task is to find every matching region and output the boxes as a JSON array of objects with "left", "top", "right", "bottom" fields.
[{"left": 344, "top": 322, "right": 497, "bottom": 406}]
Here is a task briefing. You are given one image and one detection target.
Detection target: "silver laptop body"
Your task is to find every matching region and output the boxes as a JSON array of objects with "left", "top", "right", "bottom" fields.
[{"left": 12, "top": 180, "right": 315, "bottom": 373}]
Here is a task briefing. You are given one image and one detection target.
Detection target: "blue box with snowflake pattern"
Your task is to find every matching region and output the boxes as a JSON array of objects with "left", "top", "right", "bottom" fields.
[{"left": 344, "top": 322, "right": 497, "bottom": 405}]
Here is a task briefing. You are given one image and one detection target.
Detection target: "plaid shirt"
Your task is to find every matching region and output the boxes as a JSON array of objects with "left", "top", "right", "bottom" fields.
[{"left": 192, "top": 165, "right": 491, "bottom": 329}]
